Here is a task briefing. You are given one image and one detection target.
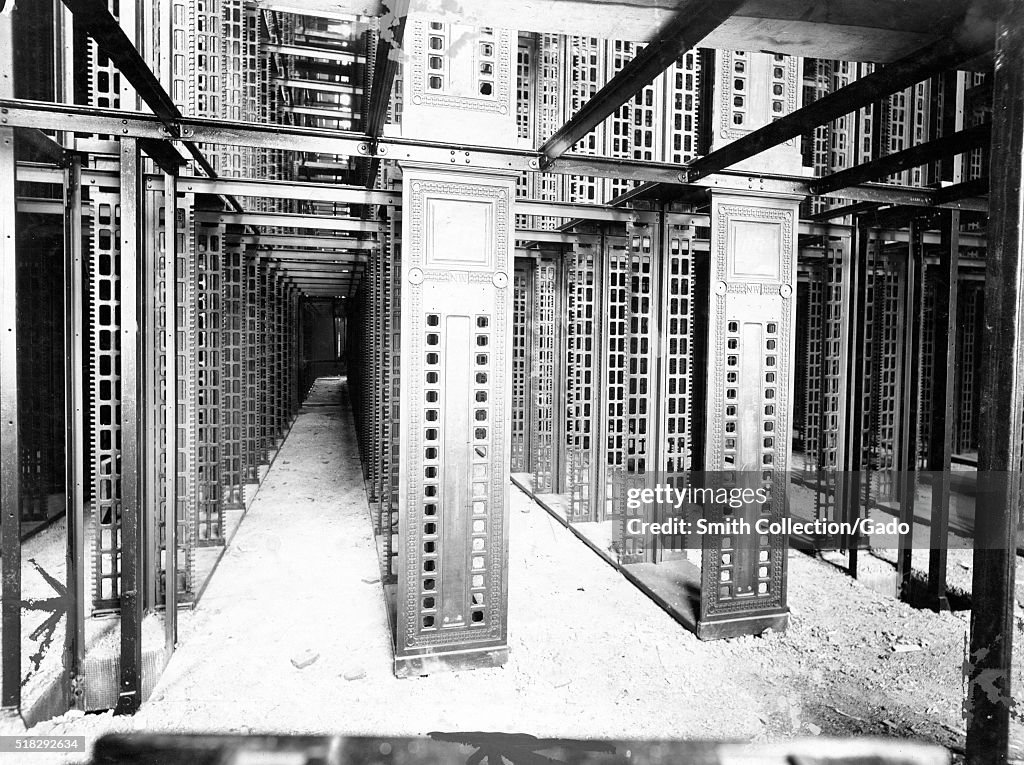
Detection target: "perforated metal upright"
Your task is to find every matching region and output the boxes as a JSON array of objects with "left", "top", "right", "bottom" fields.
[
  {"left": 529, "top": 255, "right": 561, "bottom": 494},
  {"left": 367, "top": 235, "right": 382, "bottom": 504},
  {"left": 221, "top": 237, "right": 246, "bottom": 510},
  {"left": 243, "top": 252, "right": 262, "bottom": 485},
  {"left": 272, "top": 269, "right": 285, "bottom": 443},
  {"left": 650, "top": 219, "right": 699, "bottom": 561},
  {"left": 195, "top": 222, "right": 224, "bottom": 546},
  {"left": 510, "top": 263, "right": 532, "bottom": 474},
  {"left": 393, "top": 13, "right": 517, "bottom": 676},
  {"left": 172, "top": 191, "right": 198, "bottom": 599},
  {"left": 375, "top": 205, "right": 402, "bottom": 582},
  {"left": 565, "top": 234, "right": 600, "bottom": 522},
  {"left": 614, "top": 222, "right": 659, "bottom": 564},
  {"left": 257, "top": 258, "right": 271, "bottom": 466},
  {"left": 691, "top": 50, "right": 805, "bottom": 638},
  {"left": 797, "top": 240, "right": 850, "bottom": 526},
  {"left": 89, "top": 184, "right": 125, "bottom": 612},
  {"left": 142, "top": 185, "right": 168, "bottom": 609}
]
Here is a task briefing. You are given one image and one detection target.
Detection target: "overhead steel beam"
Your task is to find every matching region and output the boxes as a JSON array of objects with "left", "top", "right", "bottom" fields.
[
  {"left": 61, "top": 0, "right": 178, "bottom": 122},
  {"left": 264, "top": 250, "right": 368, "bottom": 262},
  {"left": 810, "top": 122, "right": 991, "bottom": 195},
  {"left": 539, "top": 0, "right": 741, "bottom": 168},
  {"left": 684, "top": 29, "right": 989, "bottom": 182},
  {"left": 265, "top": 43, "right": 358, "bottom": 63},
  {"left": 59, "top": 0, "right": 216, "bottom": 179},
  {"left": 163, "top": 176, "right": 399, "bottom": 206},
  {"left": 933, "top": 176, "right": 989, "bottom": 205},
  {"left": 365, "top": 0, "right": 409, "bottom": 185},
  {"left": 15, "top": 127, "right": 66, "bottom": 164},
  {"left": 241, "top": 234, "right": 374, "bottom": 248},
  {"left": 198, "top": 211, "right": 378, "bottom": 232},
  {"left": 281, "top": 104, "right": 359, "bottom": 121},
  {"left": 806, "top": 201, "right": 881, "bottom": 222},
  {"left": 271, "top": 264, "right": 356, "bottom": 273},
  {"left": 284, "top": 274, "right": 356, "bottom": 281},
  {"left": 0, "top": 99, "right": 994, "bottom": 212},
  {"left": 272, "top": 77, "right": 362, "bottom": 95},
  {"left": 365, "top": 0, "right": 407, "bottom": 139}
]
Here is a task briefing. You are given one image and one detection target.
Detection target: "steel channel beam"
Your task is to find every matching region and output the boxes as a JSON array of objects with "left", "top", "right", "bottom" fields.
[
  {"left": 16, "top": 127, "right": 66, "bottom": 165},
  {"left": 967, "top": 2, "right": 1024, "bottom": 760},
  {"left": 934, "top": 176, "right": 990, "bottom": 205},
  {"left": 364, "top": 0, "right": 409, "bottom": 184},
  {"left": 172, "top": 176, "right": 398, "bottom": 206},
  {"left": 63, "top": 153, "right": 86, "bottom": 710},
  {"left": 272, "top": 77, "right": 363, "bottom": 96},
  {"left": 685, "top": 31, "right": 987, "bottom": 182},
  {"left": 264, "top": 43, "right": 357, "bottom": 63},
  {"left": 0, "top": 100, "right": 990, "bottom": 212},
  {"left": 196, "top": 211, "right": 377, "bottom": 232},
  {"left": 799, "top": 222, "right": 986, "bottom": 249},
  {"left": 60, "top": 0, "right": 213, "bottom": 177},
  {"left": 114, "top": 137, "right": 143, "bottom": 716},
  {"left": 539, "top": 0, "right": 741, "bottom": 167},
  {"left": 811, "top": 123, "right": 991, "bottom": 195},
  {"left": 927, "top": 210, "right": 959, "bottom": 612},
  {"left": 265, "top": 252, "right": 368, "bottom": 262}
]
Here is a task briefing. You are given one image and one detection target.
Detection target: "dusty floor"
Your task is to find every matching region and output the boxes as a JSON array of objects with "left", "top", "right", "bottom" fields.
[{"left": 6, "top": 376, "right": 1024, "bottom": 763}]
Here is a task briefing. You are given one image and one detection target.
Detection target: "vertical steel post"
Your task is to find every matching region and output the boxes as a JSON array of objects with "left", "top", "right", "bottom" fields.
[
  {"left": 0, "top": 7, "right": 20, "bottom": 711},
  {"left": 843, "top": 221, "right": 871, "bottom": 578},
  {"left": 896, "top": 221, "right": 923, "bottom": 600},
  {"left": 927, "top": 210, "right": 959, "bottom": 611},
  {"left": 552, "top": 249, "right": 568, "bottom": 494},
  {"left": 63, "top": 153, "right": 86, "bottom": 710},
  {"left": 164, "top": 172, "right": 178, "bottom": 655},
  {"left": 967, "top": 3, "right": 1024, "bottom": 760},
  {"left": 115, "top": 137, "right": 144, "bottom": 716},
  {"left": 589, "top": 228, "right": 609, "bottom": 522}
]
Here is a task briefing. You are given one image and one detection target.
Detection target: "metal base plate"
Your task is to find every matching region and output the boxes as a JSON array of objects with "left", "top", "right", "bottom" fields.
[{"left": 394, "top": 646, "right": 509, "bottom": 678}]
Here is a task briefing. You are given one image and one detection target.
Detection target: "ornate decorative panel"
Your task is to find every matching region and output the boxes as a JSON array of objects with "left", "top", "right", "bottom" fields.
[
  {"left": 396, "top": 168, "right": 514, "bottom": 667},
  {"left": 701, "top": 195, "right": 797, "bottom": 623}
]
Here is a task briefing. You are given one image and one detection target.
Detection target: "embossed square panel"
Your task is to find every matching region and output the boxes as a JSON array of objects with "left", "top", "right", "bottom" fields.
[
  {"left": 426, "top": 198, "right": 494, "bottom": 269},
  {"left": 728, "top": 219, "right": 782, "bottom": 281}
]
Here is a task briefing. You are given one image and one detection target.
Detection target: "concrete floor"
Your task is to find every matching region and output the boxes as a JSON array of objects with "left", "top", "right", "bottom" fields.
[
  {"left": 17, "top": 375, "right": 1024, "bottom": 763},
  {"left": 124, "top": 375, "right": 766, "bottom": 738}
]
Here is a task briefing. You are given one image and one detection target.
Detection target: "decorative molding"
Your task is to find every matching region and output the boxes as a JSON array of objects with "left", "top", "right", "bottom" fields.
[
  {"left": 408, "top": 21, "right": 513, "bottom": 116},
  {"left": 717, "top": 51, "right": 799, "bottom": 145},
  {"left": 703, "top": 198, "right": 796, "bottom": 618},
  {"left": 400, "top": 172, "right": 511, "bottom": 652}
]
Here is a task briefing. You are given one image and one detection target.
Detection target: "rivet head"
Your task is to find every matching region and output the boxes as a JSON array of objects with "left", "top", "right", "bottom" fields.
[
  {"left": 779, "top": 284, "right": 793, "bottom": 298},
  {"left": 492, "top": 272, "right": 508, "bottom": 289},
  {"left": 408, "top": 267, "right": 424, "bottom": 285},
  {"left": 714, "top": 281, "right": 727, "bottom": 295}
]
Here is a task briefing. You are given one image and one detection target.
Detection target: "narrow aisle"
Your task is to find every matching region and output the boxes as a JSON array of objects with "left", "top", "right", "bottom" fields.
[
  {"left": 138, "top": 376, "right": 392, "bottom": 728},
  {"left": 42, "top": 376, "right": 778, "bottom": 742}
]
